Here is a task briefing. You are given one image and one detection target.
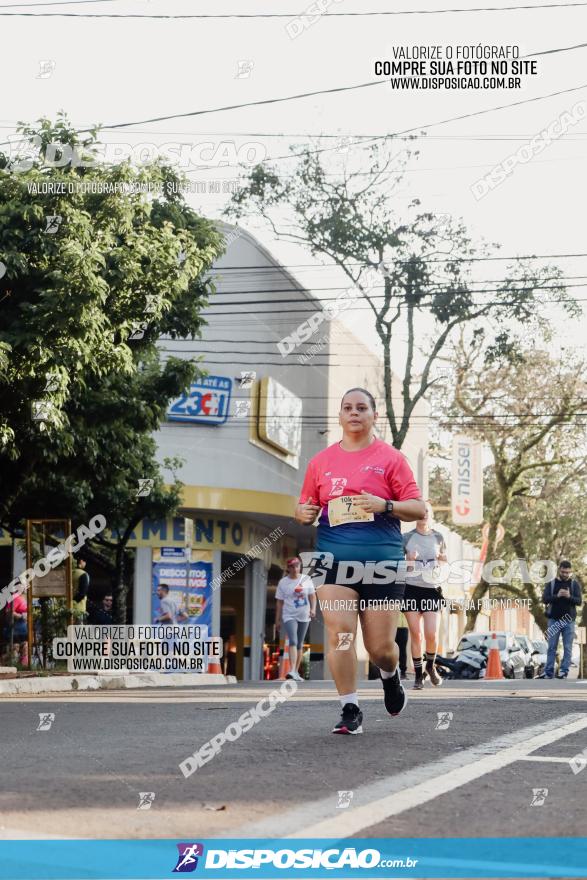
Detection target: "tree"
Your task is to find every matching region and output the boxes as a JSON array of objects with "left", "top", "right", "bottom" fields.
[
  {"left": 0, "top": 117, "right": 226, "bottom": 620},
  {"left": 226, "top": 143, "right": 575, "bottom": 448},
  {"left": 4, "top": 354, "right": 199, "bottom": 622},
  {"left": 0, "top": 114, "right": 223, "bottom": 475},
  {"left": 430, "top": 456, "right": 587, "bottom": 634},
  {"left": 442, "top": 333, "right": 587, "bottom": 630}
]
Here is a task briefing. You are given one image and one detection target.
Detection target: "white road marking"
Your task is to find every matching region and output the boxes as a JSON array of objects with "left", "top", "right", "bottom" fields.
[
  {"left": 5, "top": 681, "right": 587, "bottom": 703},
  {"left": 517, "top": 755, "right": 574, "bottom": 763},
  {"left": 239, "top": 712, "right": 587, "bottom": 839},
  {"left": 0, "top": 828, "right": 78, "bottom": 840}
]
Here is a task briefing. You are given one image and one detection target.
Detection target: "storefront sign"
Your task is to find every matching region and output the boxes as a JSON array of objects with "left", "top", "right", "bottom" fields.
[
  {"left": 258, "top": 376, "right": 302, "bottom": 456},
  {"left": 167, "top": 376, "right": 232, "bottom": 425},
  {"left": 151, "top": 548, "right": 212, "bottom": 631},
  {"left": 110, "top": 517, "right": 244, "bottom": 550},
  {"left": 107, "top": 517, "right": 292, "bottom": 567},
  {"left": 452, "top": 435, "right": 483, "bottom": 525}
]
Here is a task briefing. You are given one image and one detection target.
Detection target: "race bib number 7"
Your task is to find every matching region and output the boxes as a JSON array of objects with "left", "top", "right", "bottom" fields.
[{"left": 328, "top": 495, "right": 375, "bottom": 527}]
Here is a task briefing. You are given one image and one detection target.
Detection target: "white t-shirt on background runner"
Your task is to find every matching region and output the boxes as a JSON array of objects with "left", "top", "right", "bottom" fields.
[
  {"left": 275, "top": 575, "right": 315, "bottom": 622},
  {"left": 402, "top": 529, "right": 446, "bottom": 589}
]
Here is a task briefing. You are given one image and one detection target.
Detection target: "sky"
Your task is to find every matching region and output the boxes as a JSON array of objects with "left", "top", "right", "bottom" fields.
[{"left": 2, "top": 0, "right": 587, "bottom": 375}]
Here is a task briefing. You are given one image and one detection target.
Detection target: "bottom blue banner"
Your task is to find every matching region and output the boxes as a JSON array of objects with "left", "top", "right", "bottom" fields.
[{"left": 0, "top": 838, "right": 586, "bottom": 879}]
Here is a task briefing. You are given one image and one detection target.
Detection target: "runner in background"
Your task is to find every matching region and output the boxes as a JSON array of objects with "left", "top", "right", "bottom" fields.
[
  {"left": 402, "top": 502, "right": 447, "bottom": 690},
  {"left": 395, "top": 610, "right": 409, "bottom": 680},
  {"left": 295, "top": 387, "right": 425, "bottom": 734},
  {"left": 275, "top": 557, "right": 316, "bottom": 682}
]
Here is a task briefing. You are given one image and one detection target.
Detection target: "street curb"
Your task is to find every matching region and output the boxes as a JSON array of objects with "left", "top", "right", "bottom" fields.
[{"left": 0, "top": 672, "right": 234, "bottom": 696}]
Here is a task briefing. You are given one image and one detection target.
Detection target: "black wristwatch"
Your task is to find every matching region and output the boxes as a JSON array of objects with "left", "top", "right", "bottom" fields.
[{"left": 385, "top": 500, "right": 394, "bottom": 515}]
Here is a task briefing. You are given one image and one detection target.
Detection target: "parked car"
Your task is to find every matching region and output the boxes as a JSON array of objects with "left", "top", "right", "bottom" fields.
[
  {"left": 455, "top": 631, "right": 527, "bottom": 679},
  {"left": 514, "top": 634, "right": 541, "bottom": 678}
]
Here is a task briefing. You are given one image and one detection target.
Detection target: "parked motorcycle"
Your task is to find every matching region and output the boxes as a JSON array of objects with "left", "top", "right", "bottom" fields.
[{"left": 435, "top": 644, "right": 488, "bottom": 680}]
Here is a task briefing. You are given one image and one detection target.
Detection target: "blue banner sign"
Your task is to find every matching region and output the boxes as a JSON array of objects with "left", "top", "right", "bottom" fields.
[
  {"left": 1, "top": 838, "right": 586, "bottom": 879},
  {"left": 167, "top": 376, "right": 232, "bottom": 425}
]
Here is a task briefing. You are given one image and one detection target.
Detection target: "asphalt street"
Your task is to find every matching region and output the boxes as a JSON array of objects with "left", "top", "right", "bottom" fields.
[{"left": 1, "top": 679, "right": 586, "bottom": 842}]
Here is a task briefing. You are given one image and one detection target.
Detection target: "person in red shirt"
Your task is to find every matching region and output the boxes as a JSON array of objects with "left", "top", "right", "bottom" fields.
[
  {"left": 295, "top": 387, "right": 425, "bottom": 734},
  {"left": 3, "top": 593, "right": 28, "bottom": 665}
]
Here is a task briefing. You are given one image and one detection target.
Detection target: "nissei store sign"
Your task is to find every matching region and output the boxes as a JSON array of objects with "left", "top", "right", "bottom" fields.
[
  {"left": 451, "top": 434, "right": 483, "bottom": 525},
  {"left": 167, "top": 376, "right": 232, "bottom": 425}
]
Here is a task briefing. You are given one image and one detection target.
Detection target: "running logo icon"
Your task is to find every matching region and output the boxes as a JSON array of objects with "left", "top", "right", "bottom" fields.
[
  {"left": 137, "top": 792, "right": 155, "bottom": 810},
  {"left": 299, "top": 551, "right": 334, "bottom": 588},
  {"left": 336, "top": 633, "right": 354, "bottom": 651},
  {"left": 173, "top": 843, "right": 204, "bottom": 872},
  {"left": 530, "top": 788, "right": 548, "bottom": 806},
  {"left": 329, "top": 477, "right": 347, "bottom": 497},
  {"left": 136, "top": 479, "right": 154, "bottom": 498},
  {"left": 435, "top": 711, "right": 453, "bottom": 730},
  {"left": 37, "top": 712, "right": 55, "bottom": 731},
  {"left": 337, "top": 790, "right": 354, "bottom": 808}
]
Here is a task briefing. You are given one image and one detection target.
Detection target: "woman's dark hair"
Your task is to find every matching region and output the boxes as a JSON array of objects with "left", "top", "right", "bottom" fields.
[{"left": 340, "top": 387, "right": 377, "bottom": 412}]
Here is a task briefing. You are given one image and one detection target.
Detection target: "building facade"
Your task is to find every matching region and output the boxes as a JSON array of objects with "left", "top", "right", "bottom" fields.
[{"left": 134, "top": 226, "right": 434, "bottom": 680}]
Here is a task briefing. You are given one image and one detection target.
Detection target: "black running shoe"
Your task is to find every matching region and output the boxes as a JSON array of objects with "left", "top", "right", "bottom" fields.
[
  {"left": 413, "top": 677, "right": 424, "bottom": 691},
  {"left": 426, "top": 662, "right": 443, "bottom": 687},
  {"left": 380, "top": 668, "right": 408, "bottom": 716},
  {"left": 332, "top": 703, "right": 363, "bottom": 735}
]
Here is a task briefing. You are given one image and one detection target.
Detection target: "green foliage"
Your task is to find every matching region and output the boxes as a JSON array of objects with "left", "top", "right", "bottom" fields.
[
  {"left": 434, "top": 334, "right": 587, "bottom": 630},
  {"left": 0, "top": 117, "right": 227, "bottom": 618},
  {"left": 0, "top": 115, "right": 224, "bottom": 465}
]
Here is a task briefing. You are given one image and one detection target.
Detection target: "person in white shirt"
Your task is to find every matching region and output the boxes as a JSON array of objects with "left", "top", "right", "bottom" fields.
[
  {"left": 275, "top": 557, "right": 317, "bottom": 682},
  {"left": 155, "top": 583, "right": 188, "bottom": 623}
]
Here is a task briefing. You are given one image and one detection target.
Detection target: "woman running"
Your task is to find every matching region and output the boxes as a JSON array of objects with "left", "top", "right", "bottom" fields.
[
  {"left": 402, "top": 502, "right": 447, "bottom": 690},
  {"left": 295, "top": 388, "right": 425, "bottom": 734},
  {"left": 275, "top": 556, "right": 316, "bottom": 682}
]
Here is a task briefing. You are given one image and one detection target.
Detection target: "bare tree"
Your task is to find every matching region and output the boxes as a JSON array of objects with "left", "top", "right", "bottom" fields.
[
  {"left": 228, "top": 143, "right": 576, "bottom": 448},
  {"left": 443, "top": 332, "right": 587, "bottom": 629}
]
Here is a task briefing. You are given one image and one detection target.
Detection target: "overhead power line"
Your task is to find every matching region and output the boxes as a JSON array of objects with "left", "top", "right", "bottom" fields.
[
  {"left": 0, "top": 80, "right": 386, "bottom": 149},
  {"left": 79, "top": 82, "right": 587, "bottom": 143},
  {"left": 1, "top": 80, "right": 585, "bottom": 157},
  {"left": 0, "top": 0, "right": 118, "bottom": 6},
  {"left": 203, "top": 283, "right": 587, "bottom": 308},
  {"left": 525, "top": 40, "right": 587, "bottom": 56},
  {"left": 251, "top": 84, "right": 587, "bottom": 165},
  {"left": 211, "top": 253, "right": 587, "bottom": 269},
  {"left": 201, "top": 296, "right": 587, "bottom": 316},
  {"left": 1, "top": 1, "right": 586, "bottom": 15},
  {"left": 100, "top": 82, "right": 388, "bottom": 132}
]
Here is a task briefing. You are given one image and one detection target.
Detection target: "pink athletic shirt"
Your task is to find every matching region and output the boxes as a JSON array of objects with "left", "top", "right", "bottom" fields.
[{"left": 299, "top": 438, "right": 421, "bottom": 552}]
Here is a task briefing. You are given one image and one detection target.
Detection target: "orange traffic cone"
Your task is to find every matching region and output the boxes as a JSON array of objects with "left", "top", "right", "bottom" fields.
[
  {"left": 279, "top": 638, "right": 291, "bottom": 679},
  {"left": 207, "top": 659, "right": 223, "bottom": 674},
  {"left": 484, "top": 632, "right": 504, "bottom": 680}
]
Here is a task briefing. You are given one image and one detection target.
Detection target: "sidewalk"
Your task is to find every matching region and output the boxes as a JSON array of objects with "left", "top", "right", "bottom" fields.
[{"left": 0, "top": 672, "right": 235, "bottom": 696}]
